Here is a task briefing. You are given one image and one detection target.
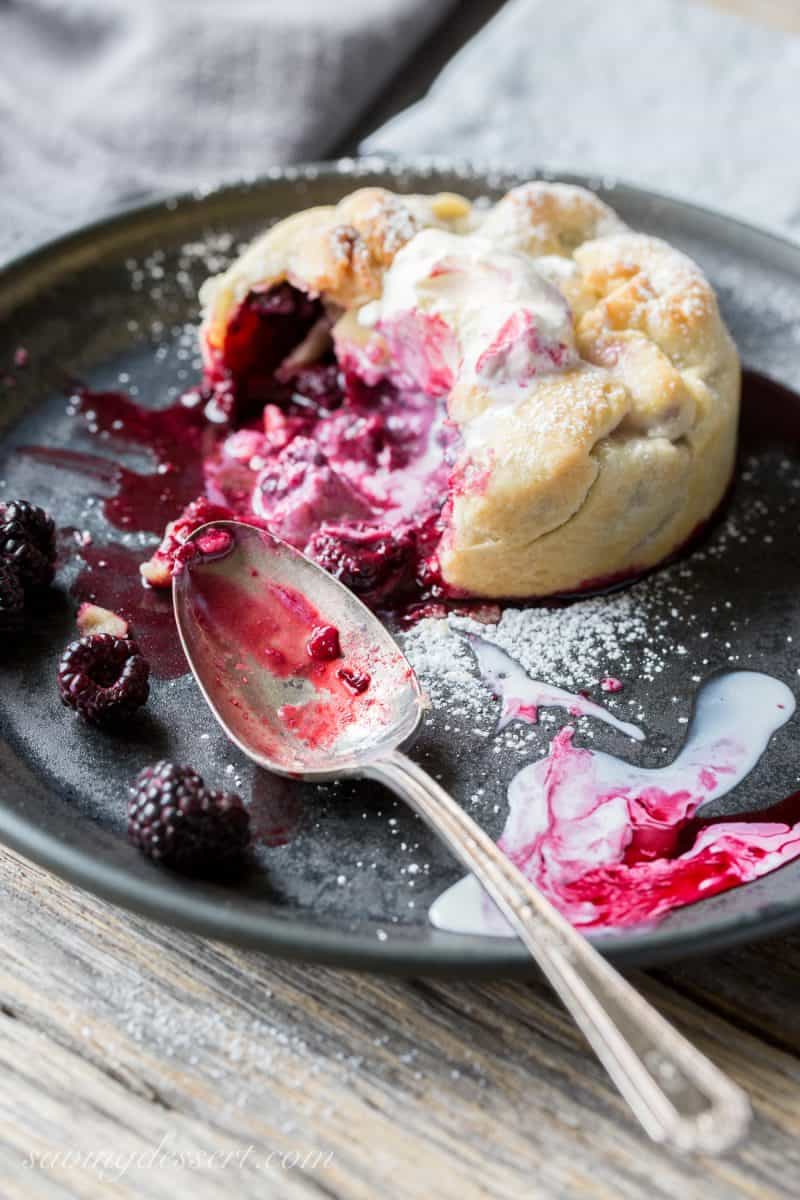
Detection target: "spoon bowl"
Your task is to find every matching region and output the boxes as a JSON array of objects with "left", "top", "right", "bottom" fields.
[{"left": 173, "top": 521, "right": 422, "bottom": 779}]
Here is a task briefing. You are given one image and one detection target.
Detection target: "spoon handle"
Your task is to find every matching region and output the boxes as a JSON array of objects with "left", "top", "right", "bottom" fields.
[{"left": 363, "top": 749, "right": 750, "bottom": 1155}]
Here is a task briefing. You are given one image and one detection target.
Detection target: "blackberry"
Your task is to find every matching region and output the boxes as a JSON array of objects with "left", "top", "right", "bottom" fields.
[
  {"left": 0, "top": 499, "right": 56, "bottom": 594},
  {"left": 0, "top": 562, "right": 24, "bottom": 634},
  {"left": 285, "top": 364, "right": 343, "bottom": 414},
  {"left": 307, "top": 524, "right": 414, "bottom": 605},
  {"left": 57, "top": 633, "right": 150, "bottom": 726},
  {"left": 128, "top": 761, "right": 250, "bottom": 876}
]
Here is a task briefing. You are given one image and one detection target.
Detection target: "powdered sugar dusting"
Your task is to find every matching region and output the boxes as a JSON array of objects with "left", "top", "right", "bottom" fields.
[
  {"left": 360, "top": 194, "right": 420, "bottom": 255},
  {"left": 402, "top": 569, "right": 690, "bottom": 729},
  {"left": 454, "top": 591, "right": 664, "bottom": 688}
]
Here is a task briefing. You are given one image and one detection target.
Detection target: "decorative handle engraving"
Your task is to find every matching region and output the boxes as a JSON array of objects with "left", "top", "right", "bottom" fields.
[{"left": 364, "top": 750, "right": 750, "bottom": 1155}]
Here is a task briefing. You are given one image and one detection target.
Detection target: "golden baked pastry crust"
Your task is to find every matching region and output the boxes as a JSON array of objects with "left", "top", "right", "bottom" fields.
[
  {"left": 201, "top": 188, "right": 474, "bottom": 348},
  {"left": 200, "top": 183, "right": 740, "bottom": 599}
]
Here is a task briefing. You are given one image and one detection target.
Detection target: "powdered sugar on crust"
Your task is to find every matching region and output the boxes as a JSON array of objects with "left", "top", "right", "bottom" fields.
[
  {"left": 197, "top": 178, "right": 739, "bottom": 601},
  {"left": 358, "top": 196, "right": 420, "bottom": 256},
  {"left": 479, "top": 181, "right": 627, "bottom": 257}
]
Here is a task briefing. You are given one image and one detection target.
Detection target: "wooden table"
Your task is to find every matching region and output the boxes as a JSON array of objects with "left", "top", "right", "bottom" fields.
[
  {"left": 3, "top": 848, "right": 800, "bottom": 1199},
  {"left": 5, "top": 3, "right": 800, "bottom": 1197}
]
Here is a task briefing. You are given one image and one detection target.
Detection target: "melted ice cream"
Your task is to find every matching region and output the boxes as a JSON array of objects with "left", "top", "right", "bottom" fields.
[
  {"left": 469, "top": 636, "right": 644, "bottom": 741},
  {"left": 430, "top": 661, "right": 798, "bottom": 936},
  {"left": 358, "top": 229, "right": 577, "bottom": 401}
]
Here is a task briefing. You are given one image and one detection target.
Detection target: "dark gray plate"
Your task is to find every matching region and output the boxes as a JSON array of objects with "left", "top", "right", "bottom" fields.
[{"left": 2, "top": 160, "right": 800, "bottom": 976}]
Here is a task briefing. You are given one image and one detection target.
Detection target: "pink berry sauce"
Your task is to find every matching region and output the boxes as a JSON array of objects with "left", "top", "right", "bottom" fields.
[
  {"left": 180, "top": 558, "right": 381, "bottom": 766},
  {"left": 431, "top": 641, "right": 800, "bottom": 935},
  {"left": 21, "top": 389, "right": 208, "bottom": 534},
  {"left": 472, "top": 636, "right": 644, "bottom": 742}
]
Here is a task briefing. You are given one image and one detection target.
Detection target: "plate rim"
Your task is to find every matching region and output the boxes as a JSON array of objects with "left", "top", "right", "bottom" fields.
[{"left": 2, "top": 157, "right": 800, "bottom": 975}]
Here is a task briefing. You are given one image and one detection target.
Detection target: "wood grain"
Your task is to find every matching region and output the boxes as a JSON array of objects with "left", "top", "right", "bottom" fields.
[
  {"left": 4, "top": 2, "right": 800, "bottom": 1197},
  {"left": 1, "top": 845, "right": 800, "bottom": 1199},
  {"left": 709, "top": 0, "right": 800, "bottom": 32}
]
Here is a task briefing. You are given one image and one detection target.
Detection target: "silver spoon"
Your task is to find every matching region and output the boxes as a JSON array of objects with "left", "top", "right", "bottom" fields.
[{"left": 173, "top": 519, "right": 750, "bottom": 1155}]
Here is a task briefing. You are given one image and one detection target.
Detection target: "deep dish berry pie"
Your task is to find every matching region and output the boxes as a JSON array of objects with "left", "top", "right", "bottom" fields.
[{"left": 149, "top": 182, "right": 740, "bottom": 602}]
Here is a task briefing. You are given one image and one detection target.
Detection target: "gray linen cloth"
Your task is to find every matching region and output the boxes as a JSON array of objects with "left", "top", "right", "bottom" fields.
[
  {"left": 365, "top": 0, "right": 800, "bottom": 237},
  {"left": 0, "top": 0, "right": 453, "bottom": 261}
]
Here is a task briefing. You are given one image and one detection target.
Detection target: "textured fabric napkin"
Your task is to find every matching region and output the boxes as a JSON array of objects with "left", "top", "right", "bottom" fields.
[
  {"left": 0, "top": 0, "right": 453, "bottom": 262},
  {"left": 364, "top": 0, "right": 800, "bottom": 238}
]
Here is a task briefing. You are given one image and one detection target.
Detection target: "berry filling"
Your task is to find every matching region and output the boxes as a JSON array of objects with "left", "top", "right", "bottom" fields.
[
  {"left": 203, "top": 284, "right": 326, "bottom": 423},
  {"left": 195, "top": 283, "right": 460, "bottom": 607},
  {"left": 141, "top": 496, "right": 235, "bottom": 588},
  {"left": 305, "top": 523, "right": 419, "bottom": 606},
  {"left": 337, "top": 666, "right": 371, "bottom": 695},
  {"left": 135, "top": 283, "right": 461, "bottom": 607},
  {"left": 306, "top": 623, "right": 342, "bottom": 662}
]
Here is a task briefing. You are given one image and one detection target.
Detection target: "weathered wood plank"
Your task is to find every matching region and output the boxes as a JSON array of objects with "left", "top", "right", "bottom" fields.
[{"left": 1, "top": 846, "right": 799, "bottom": 1199}]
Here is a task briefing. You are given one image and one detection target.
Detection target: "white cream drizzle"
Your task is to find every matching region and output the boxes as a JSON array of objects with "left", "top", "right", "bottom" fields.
[
  {"left": 430, "top": 653, "right": 797, "bottom": 938},
  {"left": 468, "top": 635, "right": 645, "bottom": 741}
]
